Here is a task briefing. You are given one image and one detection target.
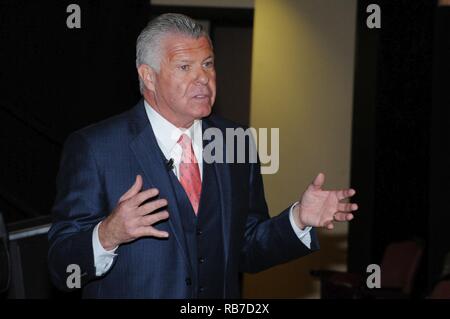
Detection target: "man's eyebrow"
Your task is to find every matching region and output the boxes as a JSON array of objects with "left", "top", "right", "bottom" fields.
[
  {"left": 174, "top": 58, "right": 194, "bottom": 63},
  {"left": 172, "top": 56, "right": 214, "bottom": 63}
]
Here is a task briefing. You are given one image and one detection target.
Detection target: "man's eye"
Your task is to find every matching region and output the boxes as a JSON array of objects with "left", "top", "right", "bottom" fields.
[
  {"left": 180, "top": 65, "right": 190, "bottom": 71},
  {"left": 204, "top": 61, "right": 214, "bottom": 68}
]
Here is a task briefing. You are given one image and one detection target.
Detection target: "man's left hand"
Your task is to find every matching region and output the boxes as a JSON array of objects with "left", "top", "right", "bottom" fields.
[{"left": 293, "top": 173, "right": 358, "bottom": 230}]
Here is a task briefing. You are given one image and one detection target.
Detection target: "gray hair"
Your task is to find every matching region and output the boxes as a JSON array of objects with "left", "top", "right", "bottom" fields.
[{"left": 136, "top": 13, "right": 211, "bottom": 94}]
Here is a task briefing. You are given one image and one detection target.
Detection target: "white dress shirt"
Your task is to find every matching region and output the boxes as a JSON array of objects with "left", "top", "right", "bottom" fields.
[{"left": 92, "top": 101, "right": 312, "bottom": 276}]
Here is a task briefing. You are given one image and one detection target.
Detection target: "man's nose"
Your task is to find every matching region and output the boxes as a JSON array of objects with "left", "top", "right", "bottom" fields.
[{"left": 194, "top": 67, "right": 209, "bottom": 85}]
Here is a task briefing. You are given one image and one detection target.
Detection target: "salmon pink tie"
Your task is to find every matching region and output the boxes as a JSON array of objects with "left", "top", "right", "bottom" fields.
[{"left": 178, "top": 134, "right": 202, "bottom": 215}]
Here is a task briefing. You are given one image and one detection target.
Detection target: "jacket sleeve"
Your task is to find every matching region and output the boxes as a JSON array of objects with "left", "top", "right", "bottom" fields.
[
  {"left": 47, "top": 132, "right": 107, "bottom": 291},
  {"left": 239, "top": 144, "right": 319, "bottom": 273}
]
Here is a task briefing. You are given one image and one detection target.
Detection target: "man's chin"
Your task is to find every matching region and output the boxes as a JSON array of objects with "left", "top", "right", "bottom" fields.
[{"left": 193, "top": 104, "right": 213, "bottom": 118}]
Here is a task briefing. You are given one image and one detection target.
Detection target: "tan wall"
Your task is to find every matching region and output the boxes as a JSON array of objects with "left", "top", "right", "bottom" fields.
[{"left": 244, "top": 0, "right": 357, "bottom": 298}]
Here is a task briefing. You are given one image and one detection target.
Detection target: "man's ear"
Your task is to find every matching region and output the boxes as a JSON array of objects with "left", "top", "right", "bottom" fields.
[{"left": 137, "top": 64, "right": 157, "bottom": 92}]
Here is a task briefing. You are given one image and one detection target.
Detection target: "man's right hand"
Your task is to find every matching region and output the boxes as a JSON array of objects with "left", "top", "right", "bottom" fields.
[{"left": 98, "top": 175, "right": 169, "bottom": 250}]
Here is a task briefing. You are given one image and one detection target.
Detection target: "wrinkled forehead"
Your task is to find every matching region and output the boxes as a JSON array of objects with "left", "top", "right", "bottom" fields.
[{"left": 160, "top": 33, "right": 214, "bottom": 62}]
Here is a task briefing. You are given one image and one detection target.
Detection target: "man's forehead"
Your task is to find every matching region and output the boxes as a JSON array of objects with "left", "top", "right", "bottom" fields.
[{"left": 162, "top": 34, "right": 213, "bottom": 60}]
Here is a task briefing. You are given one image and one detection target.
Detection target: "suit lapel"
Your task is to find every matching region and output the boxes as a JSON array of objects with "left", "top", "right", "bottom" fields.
[{"left": 128, "top": 100, "right": 191, "bottom": 272}]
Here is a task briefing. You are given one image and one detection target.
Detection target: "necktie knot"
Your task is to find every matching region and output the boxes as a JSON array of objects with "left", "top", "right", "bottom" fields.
[
  {"left": 177, "top": 133, "right": 192, "bottom": 149},
  {"left": 178, "top": 133, "right": 197, "bottom": 164}
]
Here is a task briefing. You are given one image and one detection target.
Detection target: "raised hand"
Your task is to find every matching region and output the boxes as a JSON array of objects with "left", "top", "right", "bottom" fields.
[
  {"left": 99, "top": 175, "right": 170, "bottom": 250},
  {"left": 293, "top": 173, "right": 358, "bottom": 230}
]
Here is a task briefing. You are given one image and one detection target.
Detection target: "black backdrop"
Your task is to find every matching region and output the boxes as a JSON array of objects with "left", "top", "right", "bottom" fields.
[
  {"left": 0, "top": 0, "right": 253, "bottom": 225},
  {"left": 0, "top": 0, "right": 149, "bottom": 223},
  {"left": 349, "top": 0, "right": 450, "bottom": 294}
]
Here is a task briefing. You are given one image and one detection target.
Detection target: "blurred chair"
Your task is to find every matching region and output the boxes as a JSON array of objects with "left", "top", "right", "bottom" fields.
[
  {"left": 427, "top": 251, "right": 450, "bottom": 299},
  {"left": 311, "top": 239, "right": 424, "bottom": 299},
  {"left": 428, "top": 280, "right": 450, "bottom": 299}
]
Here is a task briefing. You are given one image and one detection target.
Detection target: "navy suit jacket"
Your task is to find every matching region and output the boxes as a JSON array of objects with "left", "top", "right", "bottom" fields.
[{"left": 48, "top": 99, "right": 319, "bottom": 298}]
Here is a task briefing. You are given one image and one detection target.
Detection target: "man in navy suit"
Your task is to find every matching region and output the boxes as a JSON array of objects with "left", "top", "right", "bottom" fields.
[{"left": 48, "top": 13, "right": 358, "bottom": 298}]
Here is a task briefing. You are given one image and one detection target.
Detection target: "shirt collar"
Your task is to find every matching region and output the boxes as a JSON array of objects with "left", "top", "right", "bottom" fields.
[{"left": 143, "top": 100, "right": 202, "bottom": 158}]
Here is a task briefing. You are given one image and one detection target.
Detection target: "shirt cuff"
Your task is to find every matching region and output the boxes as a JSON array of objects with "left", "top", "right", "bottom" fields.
[
  {"left": 289, "top": 201, "right": 312, "bottom": 249},
  {"left": 92, "top": 221, "right": 118, "bottom": 276}
]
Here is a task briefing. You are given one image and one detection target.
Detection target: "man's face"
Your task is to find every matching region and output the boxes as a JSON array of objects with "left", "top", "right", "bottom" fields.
[{"left": 150, "top": 34, "right": 216, "bottom": 128}]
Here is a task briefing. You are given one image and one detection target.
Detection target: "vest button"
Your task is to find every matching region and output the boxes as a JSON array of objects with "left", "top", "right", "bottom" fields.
[
  {"left": 199, "top": 286, "right": 205, "bottom": 292},
  {"left": 198, "top": 257, "right": 205, "bottom": 264},
  {"left": 196, "top": 229, "right": 203, "bottom": 236},
  {"left": 185, "top": 278, "right": 192, "bottom": 286}
]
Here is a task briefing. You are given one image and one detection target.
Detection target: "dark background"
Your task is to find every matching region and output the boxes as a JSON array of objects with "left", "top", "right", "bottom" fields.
[
  {"left": 0, "top": 0, "right": 253, "bottom": 224},
  {"left": 349, "top": 0, "right": 450, "bottom": 295}
]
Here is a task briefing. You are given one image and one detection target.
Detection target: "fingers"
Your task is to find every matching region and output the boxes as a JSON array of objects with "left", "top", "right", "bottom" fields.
[
  {"left": 324, "top": 215, "right": 353, "bottom": 230},
  {"left": 311, "top": 172, "right": 325, "bottom": 190},
  {"left": 119, "top": 175, "right": 143, "bottom": 202},
  {"left": 337, "top": 202, "right": 358, "bottom": 212},
  {"left": 325, "top": 222, "right": 334, "bottom": 230},
  {"left": 140, "top": 210, "right": 169, "bottom": 226},
  {"left": 323, "top": 211, "right": 354, "bottom": 230},
  {"left": 128, "top": 187, "right": 160, "bottom": 207},
  {"left": 334, "top": 212, "right": 354, "bottom": 222},
  {"left": 135, "top": 226, "right": 169, "bottom": 238},
  {"left": 336, "top": 188, "right": 356, "bottom": 200},
  {"left": 135, "top": 210, "right": 170, "bottom": 239},
  {"left": 138, "top": 198, "right": 168, "bottom": 215}
]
